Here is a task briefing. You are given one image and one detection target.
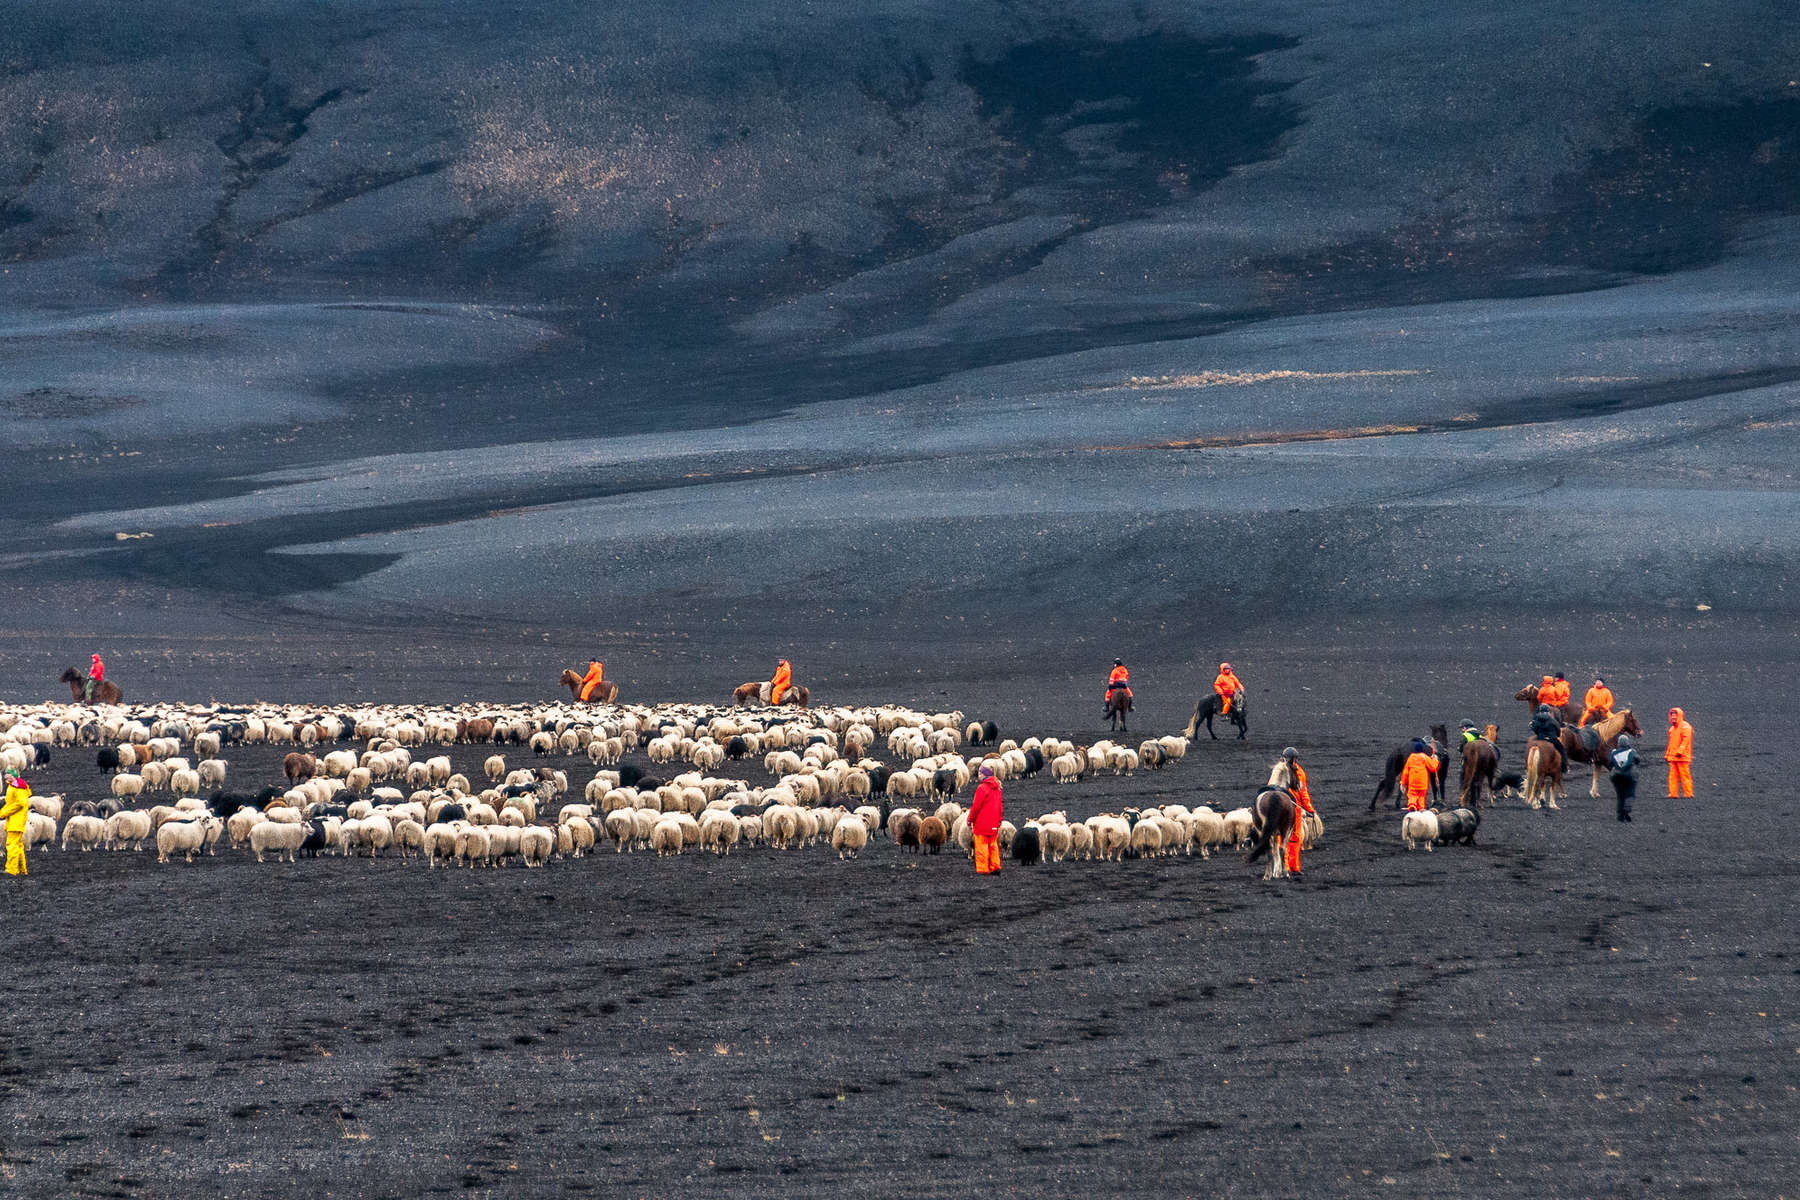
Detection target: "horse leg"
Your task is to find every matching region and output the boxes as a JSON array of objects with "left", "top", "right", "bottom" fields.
[{"left": 1589, "top": 761, "right": 1600, "bottom": 799}]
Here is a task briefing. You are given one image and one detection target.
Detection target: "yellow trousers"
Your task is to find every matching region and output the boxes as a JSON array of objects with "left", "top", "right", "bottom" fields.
[
  {"left": 5, "top": 834, "right": 25, "bottom": 876},
  {"left": 974, "top": 833, "right": 1001, "bottom": 874},
  {"left": 1667, "top": 762, "right": 1693, "bottom": 798}
]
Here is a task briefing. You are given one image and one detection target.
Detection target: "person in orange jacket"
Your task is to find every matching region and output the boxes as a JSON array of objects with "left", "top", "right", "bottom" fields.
[
  {"left": 769, "top": 660, "right": 793, "bottom": 706},
  {"left": 1664, "top": 707, "right": 1694, "bottom": 798},
  {"left": 1213, "top": 662, "right": 1243, "bottom": 714},
  {"left": 1280, "top": 746, "right": 1316, "bottom": 876},
  {"left": 1548, "top": 672, "right": 1572, "bottom": 708},
  {"left": 2, "top": 773, "right": 31, "bottom": 876},
  {"left": 1105, "top": 659, "right": 1132, "bottom": 701},
  {"left": 1580, "top": 677, "right": 1614, "bottom": 727},
  {"left": 1535, "top": 674, "right": 1557, "bottom": 706},
  {"left": 969, "top": 763, "right": 1003, "bottom": 875},
  {"left": 577, "top": 660, "right": 606, "bottom": 701},
  {"left": 1399, "top": 738, "right": 1438, "bottom": 811}
]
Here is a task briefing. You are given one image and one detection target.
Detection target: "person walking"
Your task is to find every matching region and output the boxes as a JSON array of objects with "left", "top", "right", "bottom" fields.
[
  {"left": 969, "top": 763, "right": 1003, "bottom": 875},
  {"left": 2, "top": 773, "right": 31, "bottom": 876},
  {"left": 1607, "top": 733, "right": 1638, "bottom": 822},
  {"left": 1399, "top": 738, "right": 1438, "bottom": 812},
  {"left": 1280, "top": 746, "right": 1316, "bottom": 877},
  {"left": 1664, "top": 707, "right": 1694, "bottom": 798}
]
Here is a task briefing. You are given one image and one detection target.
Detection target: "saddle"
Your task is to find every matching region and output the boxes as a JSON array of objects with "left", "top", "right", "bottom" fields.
[{"left": 1578, "top": 726, "right": 1601, "bottom": 754}]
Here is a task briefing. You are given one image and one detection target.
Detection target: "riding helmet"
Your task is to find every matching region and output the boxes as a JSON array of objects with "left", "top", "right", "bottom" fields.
[
  {"left": 1460, "top": 719, "right": 1476, "bottom": 730},
  {"left": 1411, "top": 738, "right": 1427, "bottom": 752},
  {"left": 1281, "top": 746, "right": 1299, "bottom": 761}
]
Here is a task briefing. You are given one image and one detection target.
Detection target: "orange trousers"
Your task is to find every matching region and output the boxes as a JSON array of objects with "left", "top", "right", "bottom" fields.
[
  {"left": 1405, "top": 789, "right": 1429, "bottom": 812},
  {"left": 5, "top": 834, "right": 25, "bottom": 876},
  {"left": 1667, "top": 762, "right": 1693, "bottom": 798},
  {"left": 974, "top": 833, "right": 1001, "bottom": 874},
  {"left": 1285, "top": 807, "right": 1308, "bottom": 873}
]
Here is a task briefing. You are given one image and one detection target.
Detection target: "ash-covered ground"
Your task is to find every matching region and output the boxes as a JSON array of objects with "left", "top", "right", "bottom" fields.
[{"left": 3, "top": 1, "right": 1799, "bottom": 1194}]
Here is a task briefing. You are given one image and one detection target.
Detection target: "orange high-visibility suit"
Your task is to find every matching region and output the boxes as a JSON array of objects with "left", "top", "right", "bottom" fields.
[
  {"left": 969, "top": 773, "right": 1004, "bottom": 874},
  {"left": 1106, "top": 664, "right": 1132, "bottom": 700},
  {"left": 1580, "top": 682, "right": 1614, "bottom": 727},
  {"left": 1548, "top": 678, "right": 1572, "bottom": 708},
  {"left": 1284, "top": 762, "right": 1315, "bottom": 874},
  {"left": 578, "top": 660, "right": 605, "bottom": 701},
  {"left": 1536, "top": 675, "right": 1557, "bottom": 706},
  {"left": 2, "top": 776, "right": 30, "bottom": 876},
  {"left": 1213, "top": 665, "right": 1241, "bottom": 714},
  {"left": 769, "top": 660, "right": 793, "bottom": 706},
  {"left": 1665, "top": 707, "right": 1694, "bottom": 798},
  {"left": 1400, "top": 750, "right": 1438, "bottom": 812}
]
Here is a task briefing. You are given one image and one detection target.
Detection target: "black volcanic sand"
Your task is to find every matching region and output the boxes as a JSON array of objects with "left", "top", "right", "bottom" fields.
[{"left": 3, "top": 622, "right": 1797, "bottom": 1197}]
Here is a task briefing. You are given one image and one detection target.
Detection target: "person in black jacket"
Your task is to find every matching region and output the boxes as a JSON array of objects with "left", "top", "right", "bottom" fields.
[
  {"left": 1608, "top": 733, "right": 1638, "bottom": 822},
  {"left": 1530, "top": 704, "right": 1569, "bottom": 774}
]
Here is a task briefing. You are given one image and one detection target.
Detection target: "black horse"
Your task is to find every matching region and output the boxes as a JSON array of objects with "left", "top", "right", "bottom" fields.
[
  {"left": 1369, "top": 724, "right": 1450, "bottom": 811},
  {"left": 1183, "top": 693, "right": 1247, "bottom": 740}
]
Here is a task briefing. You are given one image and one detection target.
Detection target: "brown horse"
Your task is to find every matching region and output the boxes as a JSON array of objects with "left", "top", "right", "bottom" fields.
[
  {"left": 559, "top": 669, "right": 619, "bottom": 704},
  {"left": 1104, "top": 688, "right": 1132, "bottom": 732},
  {"left": 1459, "top": 735, "right": 1499, "bottom": 807},
  {"left": 733, "top": 681, "right": 810, "bottom": 708},
  {"left": 1514, "top": 684, "right": 1582, "bottom": 725},
  {"left": 1523, "top": 737, "right": 1564, "bottom": 808},
  {"left": 1244, "top": 761, "right": 1300, "bottom": 880},
  {"left": 1560, "top": 708, "right": 1643, "bottom": 798},
  {"left": 60, "top": 668, "right": 122, "bottom": 704}
]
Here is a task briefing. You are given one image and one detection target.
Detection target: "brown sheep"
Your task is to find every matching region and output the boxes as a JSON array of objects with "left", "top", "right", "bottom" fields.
[
  {"left": 894, "top": 810, "right": 923, "bottom": 852},
  {"left": 919, "top": 816, "right": 948, "bottom": 854},
  {"left": 283, "top": 752, "right": 317, "bottom": 783}
]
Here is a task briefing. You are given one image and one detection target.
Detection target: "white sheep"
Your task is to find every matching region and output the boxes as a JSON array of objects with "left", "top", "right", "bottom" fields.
[
  {"left": 250, "top": 820, "right": 306, "bottom": 863},
  {"left": 156, "top": 817, "right": 220, "bottom": 864},
  {"left": 105, "top": 809, "right": 153, "bottom": 850},
  {"left": 519, "top": 826, "right": 554, "bottom": 867},
  {"left": 1402, "top": 810, "right": 1438, "bottom": 851},
  {"left": 1223, "top": 808, "right": 1254, "bottom": 847},
  {"left": 110, "top": 773, "right": 145, "bottom": 800},
  {"left": 61, "top": 814, "right": 108, "bottom": 851},
  {"left": 699, "top": 810, "right": 741, "bottom": 855},
  {"left": 455, "top": 824, "right": 493, "bottom": 867}
]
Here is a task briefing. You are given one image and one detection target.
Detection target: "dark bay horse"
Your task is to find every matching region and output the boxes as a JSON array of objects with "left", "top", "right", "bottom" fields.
[
  {"left": 1514, "top": 684, "right": 1582, "bottom": 725},
  {"left": 1104, "top": 688, "right": 1132, "bottom": 732},
  {"left": 1183, "top": 693, "right": 1247, "bottom": 740},
  {"left": 61, "top": 669, "right": 122, "bottom": 704},
  {"left": 1244, "top": 761, "right": 1299, "bottom": 880},
  {"left": 559, "top": 669, "right": 619, "bottom": 704},
  {"left": 1369, "top": 724, "right": 1449, "bottom": 811},
  {"left": 1459, "top": 735, "right": 1499, "bottom": 807}
]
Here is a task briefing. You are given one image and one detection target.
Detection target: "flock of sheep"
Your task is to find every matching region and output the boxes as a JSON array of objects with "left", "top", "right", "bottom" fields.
[{"left": 1, "top": 698, "right": 1329, "bottom": 873}]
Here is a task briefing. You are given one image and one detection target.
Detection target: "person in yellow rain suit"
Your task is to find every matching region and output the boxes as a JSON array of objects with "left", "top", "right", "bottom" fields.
[{"left": 3, "top": 773, "right": 32, "bottom": 876}]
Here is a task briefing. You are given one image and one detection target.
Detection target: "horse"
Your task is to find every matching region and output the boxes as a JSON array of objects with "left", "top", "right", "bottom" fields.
[
  {"left": 1104, "top": 688, "right": 1132, "bottom": 732},
  {"left": 1560, "top": 708, "right": 1643, "bottom": 798},
  {"left": 1369, "top": 724, "right": 1449, "bottom": 811},
  {"left": 1182, "top": 692, "right": 1247, "bottom": 740},
  {"left": 1514, "top": 684, "right": 1582, "bottom": 725},
  {"left": 1244, "top": 760, "right": 1300, "bottom": 880},
  {"left": 60, "top": 669, "right": 122, "bottom": 704},
  {"left": 558, "top": 669, "right": 619, "bottom": 704},
  {"left": 733, "top": 681, "right": 810, "bottom": 708},
  {"left": 1522, "top": 737, "right": 1564, "bottom": 808},
  {"left": 1459, "top": 735, "right": 1499, "bottom": 807}
]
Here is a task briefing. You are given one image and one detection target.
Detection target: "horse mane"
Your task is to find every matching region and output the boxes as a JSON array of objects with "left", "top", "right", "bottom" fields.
[{"left": 1265, "top": 760, "right": 1294, "bottom": 790}]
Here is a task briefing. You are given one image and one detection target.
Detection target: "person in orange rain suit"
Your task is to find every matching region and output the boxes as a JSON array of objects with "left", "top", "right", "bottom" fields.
[
  {"left": 578, "top": 660, "right": 606, "bottom": 701},
  {"left": 1213, "top": 662, "right": 1243, "bottom": 714},
  {"left": 1536, "top": 674, "right": 1557, "bottom": 707},
  {"left": 1665, "top": 707, "right": 1694, "bottom": 798},
  {"left": 1548, "top": 673, "right": 1572, "bottom": 709},
  {"left": 969, "top": 763, "right": 1003, "bottom": 875},
  {"left": 1105, "top": 660, "right": 1132, "bottom": 701},
  {"left": 1281, "top": 746, "right": 1316, "bottom": 876},
  {"left": 2, "top": 773, "right": 31, "bottom": 876},
  {"left": 769, "top": 660, "right": 793, "bottom": 706},
  {"left": 1400, "top": 738, "right": 1438, "bottom": 811},
  {"left": 1580, "top": 677, "right": 1614, "bottom": 727}
]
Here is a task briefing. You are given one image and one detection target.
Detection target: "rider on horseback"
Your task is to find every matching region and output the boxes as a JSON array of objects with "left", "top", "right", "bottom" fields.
[
  {"left": 1104, "top": 660, "right": 1132, "bottom": 705},
  {"left": 578, "top": 659, "right": 606, "bottom": 702},
  {"left": 85, "top": 653, "right": 104, "bottom": 704},
  {"left": 769, "top": 660, "right": 793, "bottom": 706},
  {"left": 1279, "top": 746, "right": 1315, "bottom": 878},
  {"left": 1213, "top": 662, "right": 1243, "bottom": 714},
  {"left": 1530, "top": 703, "right": 1569, "bottom": 773}
]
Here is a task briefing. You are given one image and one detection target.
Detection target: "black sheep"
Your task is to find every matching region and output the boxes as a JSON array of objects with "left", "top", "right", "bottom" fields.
[
  {"left": 866, "top": 765, "right": 893, "bottom": 796},
  {"left": 617, "top": 764, "right": 644, "bottom": 788},
  {"left": 726, "top": 736, "right": 748, "bottom": 760},
  {"left": 253, "top": 785, "right": 285, "bottom": 807},
  {"left": 300, "top": 820, "right": 330, "bottom": 857},
  {"left": 28, "top": 745, "right": 50, "bottom": 767},
  {"left": 209, "top": 790, "right": 253, "bottom": 816},
  {"left": 1012, "top": 824, "right": 1042, "bottom": 865},
  {"left": 981, "top": 720, "right": 999, "bottom": 744},
  {"left": 435, "top": 803, "right": 467, "bottom": 824},
  {"left": 96, "top": 747, "right": 122, "bottom": 773},
  {"left": 932, "top": 768, "right": 959, "bottom": 797},
  {"left": 1022, "top": 747, "right": 1045, "bottom": 778}
]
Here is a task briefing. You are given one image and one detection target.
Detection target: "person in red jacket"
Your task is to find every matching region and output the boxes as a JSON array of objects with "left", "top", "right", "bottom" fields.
[
  {"left": 1665, "top": 707, "right": 1694, "bottom": 798},
  {"left": 86, "top": 653, "right": 105, "bottom": 704},
  {"left": 969, "top": 763, "right": 1003, "bottom": 875},
  {"left": 1280, "top": 747, "right": 1316, "bottom": 877}
]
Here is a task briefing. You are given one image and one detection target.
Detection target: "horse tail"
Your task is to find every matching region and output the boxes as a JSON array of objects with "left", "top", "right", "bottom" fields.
[
  {"left": 1182, "top": 701, "right": 1201, "bottom": 741},
  {"left": 1243, "top": 793, "right": 1274, "bottom": 863}
]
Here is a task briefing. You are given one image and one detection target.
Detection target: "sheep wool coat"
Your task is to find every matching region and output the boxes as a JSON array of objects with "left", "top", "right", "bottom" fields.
[{"left": 969, "top": 777, "right": 1003, "bottom": 838}]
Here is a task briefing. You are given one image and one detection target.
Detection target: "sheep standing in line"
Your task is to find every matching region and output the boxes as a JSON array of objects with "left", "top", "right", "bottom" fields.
[
  {"left": 1401, "top": 810, "right": 1439, "bottom": 851},
  {"left": 105, "top": 809, "right": 153, "bottom": 850},
  {"left": 250, "top": 820, "right": 306, "bottom": 863},
  {"left": 61, "top": 814, "right": 108, "bottom": 851},
  {"left": 519, "top": 826, "right": 554, "bottom": 866}
]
